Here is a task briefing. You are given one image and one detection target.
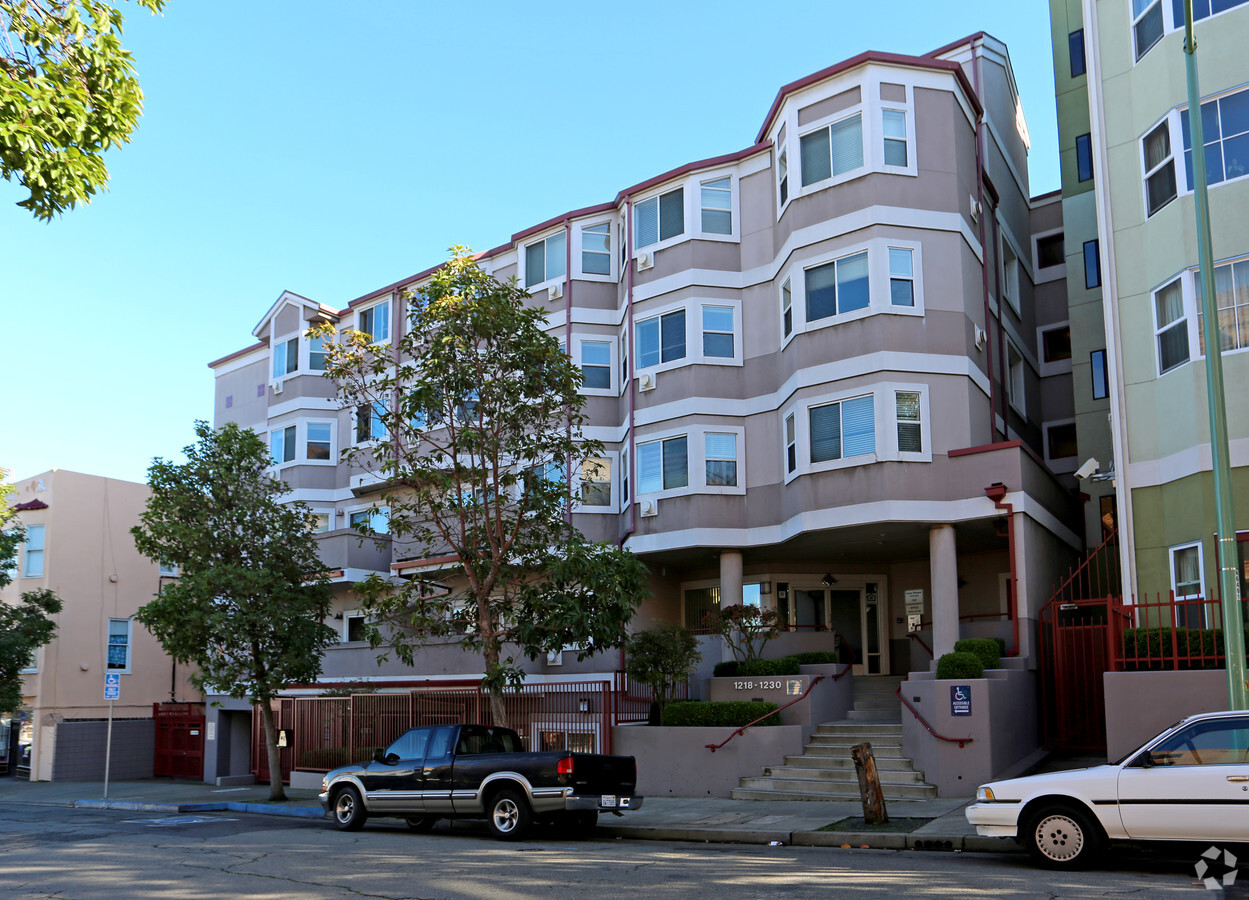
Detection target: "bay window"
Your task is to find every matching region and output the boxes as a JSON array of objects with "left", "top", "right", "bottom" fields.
[
  {"left": 635, "top": 187, "right": 684, "bottom": 249},
  {"left": 637, "top": 436, "right": 688, "bottom": 494},
  {"left": 525, "top": 231, "right": 566, "bottom": 288}
]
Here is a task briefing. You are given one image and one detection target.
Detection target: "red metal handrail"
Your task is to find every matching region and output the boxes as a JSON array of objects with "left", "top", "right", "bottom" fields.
[
  {"left": 704, "top": 671, "right": 843, "bottom": 753},
  {"left": 907, "top": 630, "right": 933, "bottom": 658},
  {"left": 895, "top": 687, "right": 972, "bottom": 748}
]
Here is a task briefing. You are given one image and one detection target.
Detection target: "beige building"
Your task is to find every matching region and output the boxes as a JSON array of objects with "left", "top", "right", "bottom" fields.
[{"left": 2, "top": 469, "right": 200, "bottom": 781}]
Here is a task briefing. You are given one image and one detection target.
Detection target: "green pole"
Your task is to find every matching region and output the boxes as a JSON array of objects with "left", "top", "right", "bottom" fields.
[{"left": 1184, "top": 0, "right": 1248, "bottom": 710}]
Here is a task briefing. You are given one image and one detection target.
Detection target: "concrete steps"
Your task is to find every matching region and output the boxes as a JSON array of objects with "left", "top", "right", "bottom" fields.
[{"left": 730, "top": 677, "right": 937, "bottom": 801}]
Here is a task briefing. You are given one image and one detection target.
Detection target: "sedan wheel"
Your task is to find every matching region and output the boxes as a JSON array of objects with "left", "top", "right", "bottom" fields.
[
  {"left": 1025, "top": 805, "right": 1101, "bottom": 869},
  {"left": 332, "top": 786, "right": 367, "bottom": 831},
  {"left": 487, "top": 789, "right": 533, "bottom": 841}
]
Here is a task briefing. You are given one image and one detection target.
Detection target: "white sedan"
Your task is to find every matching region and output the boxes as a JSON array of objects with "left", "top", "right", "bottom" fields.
[{"left": 966, "top": 710, "right": 1249, "bottom": 868}]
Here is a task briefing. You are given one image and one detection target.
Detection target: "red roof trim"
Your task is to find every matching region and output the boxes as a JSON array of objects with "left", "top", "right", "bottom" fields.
[
  {"left": 511, "top": 201, "right": 618, "bottom": 245},
  {"left": 612, "top": 142, "right": 770, "bottom": 203},
  {"left": 924, "top": 32, "right": 987, "bottom": 60},
  {"left": 15, "top": 499, "right": 48, "bottom": 511},
  {"left": 208, "top": 341, "right": 267, "bottom": 369}
]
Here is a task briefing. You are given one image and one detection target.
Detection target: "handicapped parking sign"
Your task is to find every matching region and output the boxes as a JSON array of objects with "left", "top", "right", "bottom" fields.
[
  {"left": 950, "top": 684, "right": 971, "bottom": 716},
  {"left": 104, "top": 673, "right": 120, "bottom": 701}
]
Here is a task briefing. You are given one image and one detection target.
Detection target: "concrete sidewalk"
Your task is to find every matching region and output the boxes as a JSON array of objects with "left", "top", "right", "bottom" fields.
[{"left": 0, "top": 776, "right": 1020, "bottom": 854}]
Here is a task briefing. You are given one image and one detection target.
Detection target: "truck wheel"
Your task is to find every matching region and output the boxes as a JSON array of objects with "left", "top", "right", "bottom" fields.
[
  {"left": 487, "top": 789, "right": 533, "bottom": 841},
  {"left": 1023, "top": 803, "right": 1103, "bottom": 869},
  {"left": 332, "top": 786, "right": 367, "bottom": 831},
  {"left": 406, "top": 816, "right": 437, "bottom": 833}
]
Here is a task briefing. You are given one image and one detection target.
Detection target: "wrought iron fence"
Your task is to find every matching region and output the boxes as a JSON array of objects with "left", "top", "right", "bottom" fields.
[{"left": 1116, "top": 591, "right": 1249, "bottom": 671}]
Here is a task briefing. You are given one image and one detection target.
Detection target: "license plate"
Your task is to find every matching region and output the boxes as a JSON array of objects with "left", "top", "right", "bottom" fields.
[{"left": 600, "top": 795, "right": 617, "bottom": 808}]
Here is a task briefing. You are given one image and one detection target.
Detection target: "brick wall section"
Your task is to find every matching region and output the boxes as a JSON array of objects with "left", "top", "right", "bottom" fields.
[{"left": 51, "top": 719, "right": 155, "bottom": 782}]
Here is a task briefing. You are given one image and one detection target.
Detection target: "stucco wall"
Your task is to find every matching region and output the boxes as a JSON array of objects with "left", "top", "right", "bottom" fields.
[
  {"left": 613, "top": 724, "right": 803, "bottom": 798},
  {"left": 1103, "top": 669, "right": 1230, "bottom": 761}
]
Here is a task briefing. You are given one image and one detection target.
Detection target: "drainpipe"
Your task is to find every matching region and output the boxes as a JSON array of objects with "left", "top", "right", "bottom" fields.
[
  {"left": 971, "top": 41, "right": 998, "bottom": 444},
  {"left": 563, "top": 215, "right": 573, "bottom": 524},
  {"left": 985, "top": 482, "right": 1019, "bottom": 657},
  {"left": 621, "top": 197, "right": 637, "bottom": 548},
  {"left": 990, "top": 214, "right": 1008, "bottom": 435}
]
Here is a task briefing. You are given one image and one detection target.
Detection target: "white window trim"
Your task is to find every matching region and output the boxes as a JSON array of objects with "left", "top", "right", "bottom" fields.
[
  {"left": 269, "top": 423, "right": 298, "bottom": 469},
  {"left": 887, "top": 383, "right": 932, "bottom": 463},
  {"left": 575, "top": 219, "right": 616, "bottom": 282},
  {"left": 1170, "top": 540, "right": 1206, "bottom": 598},
  {"left": 634, "top": 425, "right": 746, "bottom": 499},
  {"left": 106, "top": 617, "right": 133, "bottom": 675},
  {"left": 572, "top": 334, "right": 617, "bottom": 396},
  {"left": 782, "top": 388, "right": 888, "bottom": 484},
  {"left": 1134, "top": 1, "right": 1249, "bottom": 65},
  {"left": 270, "top": 331, "right": 300, "bottom": 384},
  {"left": 876, "top": 84, "right": 917, "bottom": 177},
  {"left": 998, "top": 224, "right": 1024, "bottom": 317},
  {"left": 304, "top": 419, "right": 338, "bottom": 467},
  {"left": 632, "top": 171, "right": 743, "bottom": 261},
  {"left": 348, "top": 506, "right": 390, "bottom": 536},
  {"left": 1006, "top": 339, "right": 1027, "bottom": 418},
  {"left": 1141, "top": 110, "right": 1180, "bottom": 218},
  {"left": 632, "top": 183, "right": 687, "bottom": 259},
  {"left": 782, "top": 238, "right": 924, "bottom": 348},
  {"left": 1032, "top": 227, "right": 1067, "bottom": 283},
  {"left": 22, "top": 523, "right": 45, "bottom": 578},
  {"left": 1038, "top": 321, "right": 1074, "bottom": 377},
  {"left": 573, "top": 450, "right": 620, "bottom": 514},
  {"left": 796, "top": 104, "right": 867, "bottom": 197},
  {"left": 695, "top": 170, "right": 740, "bottom": 242},
  {"left": 352, "top": 400, "right": 389, "bottom": 447},
  {"left": 634, "top": 298, "right": 744, "bottom": 374},
  {"left": 158, "top": 561, "right": 179, "bottom": 577},
  {"left": 522, "top": 227, "right": 568, "bottom": 291},
  {"left": 1153, "top": 271, "right": 1192, "bottom": 375},
  {"left": 356, "top": 295, "right": 393, "bottom": 345},
  {"left": 1043, "top": 418, "right": 1079, "bottom": 472},
  {"left": 308, "top": 509, "right": 335, "bottom": 534}
]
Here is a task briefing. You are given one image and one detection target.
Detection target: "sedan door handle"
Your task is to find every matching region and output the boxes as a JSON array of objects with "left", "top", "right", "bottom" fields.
[{"left": 1227, "top": 776, "right": 1249, "bottom": 782}]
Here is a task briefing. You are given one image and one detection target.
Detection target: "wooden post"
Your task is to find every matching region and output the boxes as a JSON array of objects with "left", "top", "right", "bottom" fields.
[{"left": 851, "top": 742, "right": 889, "bottom": 825}]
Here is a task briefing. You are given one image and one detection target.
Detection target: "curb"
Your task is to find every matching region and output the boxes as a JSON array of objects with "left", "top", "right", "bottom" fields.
[
  {"left": 598, "top": 826, "right": 1022, "bottom": 854},
  {"left": 73, "top": 799, "right": 326, "bottom": 819}
]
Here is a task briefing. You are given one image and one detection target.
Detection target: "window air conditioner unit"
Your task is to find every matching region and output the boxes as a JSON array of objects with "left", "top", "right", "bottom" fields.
[
  {"left": 271, "top": 380, "right": 284, "bottom": 395},
  {"left": 969, "top": 194, "right": 982, "bottom": 222},
  {"left": 636, "top": 251, "right": 653, "bottom": 271},
  {"left": 974, "top": 325, "right": 987, "bottom": 350},
  {"left": 639, "top": 498, "right": 658, "bottom": 517},
  {"left": 546, "top": 649, "right": 563, "bottom": 666},
  {"left": 549, "top": 282, "right": 563, "bottom": 300},
  {"left": 637, "top": 372, "right": 656, "bottom": 392}
]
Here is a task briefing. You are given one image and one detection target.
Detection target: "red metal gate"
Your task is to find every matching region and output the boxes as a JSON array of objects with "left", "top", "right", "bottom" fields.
[
  {"left": 153, "top": 702, "right": 206, "bottom": 779},
  {"left": 1038, "top": 598, "right": 1119, "bottom": 751}
]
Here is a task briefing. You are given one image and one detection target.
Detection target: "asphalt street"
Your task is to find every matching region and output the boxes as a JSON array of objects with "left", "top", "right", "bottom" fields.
[{"left": 0, "top": 805, "right": 1218, "bottom": 899}]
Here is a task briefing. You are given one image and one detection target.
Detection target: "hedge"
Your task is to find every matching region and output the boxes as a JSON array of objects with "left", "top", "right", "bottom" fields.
[
  {"left": 297, "top": 747, "right": 381, "bottom": 770},
  {"left": 1121, "top": 626, "right": 1249, "bottom": 670},
  {"left": 789, "top": 651, "right": 840, "bottom": 666},
  {"left": 954, "top": 638, "right": 1001, "bottom": 670},
  {"left": 661, "top": 700, "right": 780, "bottom": 727},
  {"left": 935, "top": 651, "right": 984, "bottom": 680},
  {"left": 737, "top": 657, "right": 802, "bottom": 676}
]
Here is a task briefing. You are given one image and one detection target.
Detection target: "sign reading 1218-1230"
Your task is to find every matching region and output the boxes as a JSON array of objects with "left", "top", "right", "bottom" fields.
[{"left": 104, "top": 673, "right": 120, "bottom": 701}]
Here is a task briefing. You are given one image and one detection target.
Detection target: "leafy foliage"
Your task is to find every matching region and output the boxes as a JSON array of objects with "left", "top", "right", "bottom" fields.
[
  {"left": 625, "top": 622, "right": 700, "bottom": 715},
  {"left": 1121, "top": 626, "right": 1249, "bottom": 670},
  {"left": 935, "top": 651, "right": 984, "bottom": 680},
  {"left": 703, "top": 603, "right": 784, "bottom": 664},
  {"left": 130, "top": 421, "right": 338, "bottom": 799},
  {"left": 661, "top": 700, "right": 780, "bottom": 728},
  {"left": 953, "top": 638, "right": 1001, "bottom": 670},
  {"left": 0, "top": 475, "right": 63, "bottom": 714},
  {"left": 314, "top": 248, "right": 649, "bottom": 726},
  {"left": 1, "top": 0, "right": 165, "bottom": 219}
]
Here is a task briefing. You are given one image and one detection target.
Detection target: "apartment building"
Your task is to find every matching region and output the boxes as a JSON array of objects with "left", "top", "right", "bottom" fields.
[
  {"left": 210, "top": 34, "right": 1079, "bottom": 719},
  {"left": 1052, "top": 0, "right": 1249, "bottom": 601},
  {"left": 2, "top": 470, "right": 200, "bottom": 781}
]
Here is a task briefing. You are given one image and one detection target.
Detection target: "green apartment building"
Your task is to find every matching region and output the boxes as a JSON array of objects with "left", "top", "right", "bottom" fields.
[{"left": 1050, "top": 0, "right": 1249, "bottom": 607}]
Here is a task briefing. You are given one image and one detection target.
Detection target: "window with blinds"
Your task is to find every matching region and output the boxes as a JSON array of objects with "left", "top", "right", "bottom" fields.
[
  {"left": 799, "top": 113, "right": 863, "bottom": 187},
  {"left": 581, "top": 222, "right": 611, "bottom": 275},
  {"left": 525, "top": 232, "right": 566, "bottom": 288},
  {"left": 896, "top": 392, "right": 922, "bottom": 453},
  {"left": 635, "top": 187, "right": 684, "bottom": 249},
  {"left": 636, "top": 310, "right": 686, "bottom": 368},
  {"left": 637, "top": 436, "right": 688, "bottom": 494},
  {"left": 805, "top": 251, "right": 869, "bottom": 322},
  {"left": 809, "top": 395, "right": 875, "bottom": 463},
  {"left": 704, "top": 433, "right": 737, "bottom": 486}
]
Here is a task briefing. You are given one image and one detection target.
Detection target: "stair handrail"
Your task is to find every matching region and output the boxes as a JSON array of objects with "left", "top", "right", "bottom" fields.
[
  {"left": 907, "top": 630, "right": 933, "bottom": 658},
  {"left": 705, "top": 671, "right": 842, "bottom": 753},
  {"left": 895, "top": 686, "right": 973, "bottom": 748}
]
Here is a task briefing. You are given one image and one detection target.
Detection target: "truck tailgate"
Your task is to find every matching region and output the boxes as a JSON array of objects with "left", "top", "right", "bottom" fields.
[{"left": 568, "top": 753, "right": 636, "bottom": 795}]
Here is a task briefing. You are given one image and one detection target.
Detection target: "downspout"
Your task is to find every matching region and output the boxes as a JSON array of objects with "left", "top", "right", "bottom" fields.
[
  {"left": 971, "top": 40, "right": 998, "bottom": 444},
  {"left": 563, "top": 216, "right": 573, "bottom": 524},
  {"left": 622, "top": 197, "right": 637, "bottom": 548},
  {"left": 991, "top": 213, "right": 1008, "bottom": 436},
  {"left": 985, "top": 482, "right": 1019, "bottom": 657}
]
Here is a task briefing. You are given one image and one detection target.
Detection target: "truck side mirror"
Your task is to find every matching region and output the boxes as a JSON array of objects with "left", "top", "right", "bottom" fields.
[{"left": 372, "top": 748, "right": 385, "bottom": 764}]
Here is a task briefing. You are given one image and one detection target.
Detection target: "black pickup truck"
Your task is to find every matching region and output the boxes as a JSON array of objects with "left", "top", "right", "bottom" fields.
[{"left": 318, "top": 723, "right": 642, "bottom": 840}]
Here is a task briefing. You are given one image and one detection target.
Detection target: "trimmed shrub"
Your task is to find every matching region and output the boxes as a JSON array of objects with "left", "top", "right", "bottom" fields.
[
  {"left": 661, "top": 700, "right": 780, "bottom": 727},
  {"left": 297, "top": 747, "right": 380, "bottom": 770},
  {"left": 790, "top": 651, "right": 839, "bottom": 666},
  {"left": 935, "top": 651, "right": 984, "bottom": 680},
  {"left": 992, "top": 637, "right": 1007, "bottom": 659},
  {"left": 1121, "top": 626, "right": 1249, "bottom": 670},
  {"left": 737, "top": 656, "right": 802, "bottom": 676},
  {"left": 712, "top": 661, "right": 739, "bottom": 677},
  {"left": 954, "top": 638, "right": 1001, "bottom": 670}
]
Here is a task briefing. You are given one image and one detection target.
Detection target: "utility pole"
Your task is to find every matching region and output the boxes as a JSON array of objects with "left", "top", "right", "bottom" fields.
[{"left": 1183, "top": 0, "right": 1248, "bottom": 710}]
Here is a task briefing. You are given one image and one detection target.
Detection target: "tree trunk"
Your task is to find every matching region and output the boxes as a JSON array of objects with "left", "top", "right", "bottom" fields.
[
  {"left": 260, "top": 701, "right": 286, "bottom": 802},
  {"left": 851, "top": 742, "right": 888, "bottom": 825},
  {"left": 482, "top": 638, "right": 509, "bottom": 729}
]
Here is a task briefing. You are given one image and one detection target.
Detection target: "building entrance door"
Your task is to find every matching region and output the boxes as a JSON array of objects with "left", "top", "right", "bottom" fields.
[{"left": 792, "top": 583, "right": 887, "bottom": 675}]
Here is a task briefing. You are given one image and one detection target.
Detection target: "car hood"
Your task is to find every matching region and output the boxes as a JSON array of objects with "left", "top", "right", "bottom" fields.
[
  {"left": 982, "top": 764, "right": 1121, "bottom": 800},
  {"left": 326, "top": 761, "right": 371, "bottom": 780}
]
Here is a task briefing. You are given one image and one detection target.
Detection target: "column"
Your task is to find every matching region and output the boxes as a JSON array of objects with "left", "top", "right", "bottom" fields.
[
  {"left": 719, "top": 550, "right": 743, "bottom": 608},
  {"left": 930, "top": 524, "right": 959, "bottom": 659}
]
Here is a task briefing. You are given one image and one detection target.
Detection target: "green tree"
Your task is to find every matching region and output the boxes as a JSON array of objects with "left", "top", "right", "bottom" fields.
[
  {"left": 0, "top": 474, "right": 63, "bottom": 715},
  {"left": 131, "top": 422, "right": 338, "bottom": 801},
  {"left": 315, "top": 247, "right": 649, "bottom": 727},
  {"left": 705, "top": 604, "right": 785, "bottom": 664},
  {"left": 624, "top": 623, "right": 701, "bottom": 722},
  {"left": 1, "top": 0, "right": 165, "bottom": 219}
]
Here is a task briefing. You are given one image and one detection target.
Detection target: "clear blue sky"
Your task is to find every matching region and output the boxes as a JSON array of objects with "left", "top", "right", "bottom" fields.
[{"left": 3, "top": 0, "right": 1060, "bottom": 486}]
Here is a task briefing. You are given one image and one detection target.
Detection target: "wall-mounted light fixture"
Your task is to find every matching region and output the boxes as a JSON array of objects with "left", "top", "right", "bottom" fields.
[{"left": 822, "top": 573, "right": 837, "bottom": 586}]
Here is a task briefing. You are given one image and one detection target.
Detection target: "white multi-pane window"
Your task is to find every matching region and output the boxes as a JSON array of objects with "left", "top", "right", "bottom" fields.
[
  {"left": 799, "top": 113, "right": 863, "bottom": 186},
  {"left": 889, "top": 249, "right": 915, "bottom": 307},
  {"left": 635, "top": 187, "right": 684, "bottom": 249},
  {"left": 1143, "top": 120, "right": 1177, "bottom": 217},
  {"left": 1182, "top": 88, "right": 1249, "bottom": 190},
  {"left": 308, "top": 512, "right": 332, "bottom": 533},
  {"left": 107, "top": 618, "right": 131, "bottom": 672},
  {"left": 882, "top": 109, "right": 908, "bottom": 166},
  {"left": 636, "top": 309, "right": 686, "bottom": 368},
  {"left": 778, "top": 148, "right": 789, "bottom": 206},
  {"left": 701, "top": 306, "right": 734, "bottom": 359},
  {"left": 1195, "top": 258, "right": 1249, "bottom": 355},
  {"left": 581, "top": 223, "right": 611, "bottom": 276},
  {"left": 784, "top": 413, "right": 797, "bottom": 475},
  {"left": 358, "top": 299, "right": 390, "bottom": 343},
  {"left": 896, "top": 391, "right": 922, "bottom": 453},
  {"left": 270, "top": 424, "right": 296, "bottom": 465},
  {"left": 781, "top": 278, "right": 793, "bottom": 339},
  {"left": 1170, "top": 542, "right": 1208, "bottom": 627},
  {"left": 1001, "top": 239, "right": 1021, "bottom": 315},
  {"left": 1154, "top": 277, "right": 1189, "bottom": 374},
  {"left": 1007, "top": 342, "right": 1026, "bottom": 416},
  {"left": 580, "top": 340, "right": 611, "bottom": 390},
  {"left": 22, "top": 524, "right": 44, "bottom": 577},
  {"left": 349, "top": 507, "right": 389, "bottom": 535},
  {"left": 1133, "top": 0, "right": 1164, "bottom": 60},
  {"left": 272, "top": 337, "right": 297, "bottom": 379},
  {"left": 805, "top": 251, "right": 869, "bottom": 321},
  {"left": 309, "top": 334, "right": 329, "bottom": 371},
  {"left": 637, "top": 436, "right": 688, "bottom": 494},
  {"left": 307, "top": 422, "right": 333, "bottom": 461},
  {"left": 809, "top": 395, "right": 875, "bottom": 463},
  {"left": 356, "top": 402, "right": 387, "bottom": 443},
  {"left": 579, "top": 457, "right": 612, "bottom": 508},
  {"left": 525, "top": 231, "right": 566, "bottom": 288},
  {"left": 700, "top": 177, "right": 732, "bottom": 234},
  {"left": 704, "top": 433, "right": 737, "bottom": 487}
]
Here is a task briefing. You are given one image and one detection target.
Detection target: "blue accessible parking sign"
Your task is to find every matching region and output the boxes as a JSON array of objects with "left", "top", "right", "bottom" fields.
[
  {"left": 104, "top": 673, "right": 120, "bottom": 701},
  {"left": 950, "top": 684, "right": 971, "bottom": 716}
]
